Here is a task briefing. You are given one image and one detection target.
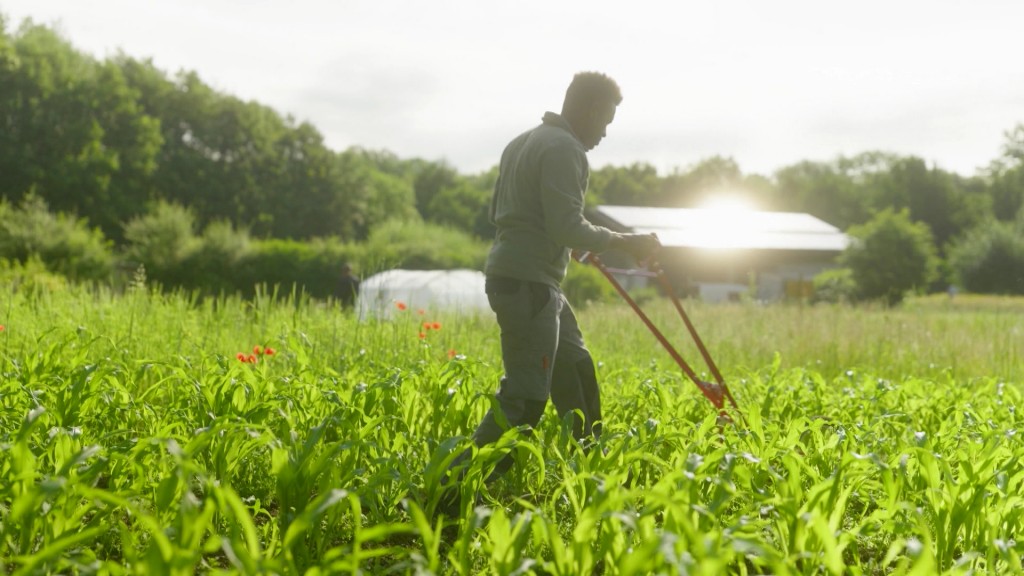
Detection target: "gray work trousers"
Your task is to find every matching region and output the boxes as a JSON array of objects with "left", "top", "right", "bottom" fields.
[
  {"left": 477, "top": 275, "right": 602, "bottom": 440},
  {"left": 447, "top": 276, "right": 602, "bottom": 483},
  {"left": 437, "top": 275, "right": 604, "bottom": 514}
]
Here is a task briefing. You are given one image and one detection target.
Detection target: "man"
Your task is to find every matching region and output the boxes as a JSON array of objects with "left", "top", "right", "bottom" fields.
[
  {"left": 337, "top": 263, "right": 360, "bottom": 308},
  {"left": 439, "top": 71, "right": 659, "bottom": 513}
]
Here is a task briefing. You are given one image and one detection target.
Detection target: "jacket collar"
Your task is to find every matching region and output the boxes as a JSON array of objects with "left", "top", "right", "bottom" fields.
[{"left": 541, "top": 111, "right": 581, "bottom": 143}]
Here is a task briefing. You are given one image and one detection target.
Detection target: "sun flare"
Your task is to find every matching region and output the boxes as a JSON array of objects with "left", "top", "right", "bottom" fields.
[
  {"left": 688, "top": 196, "right": 760, "bottom": 249},
  {"left": 698, "top": 196, "right": 756, "bottom": 212}
]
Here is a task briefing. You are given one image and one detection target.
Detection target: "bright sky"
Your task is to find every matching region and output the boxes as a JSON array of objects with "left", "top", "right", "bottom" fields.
[{"left": 2, "top": 0, "right": 1022, "bottom": 177}]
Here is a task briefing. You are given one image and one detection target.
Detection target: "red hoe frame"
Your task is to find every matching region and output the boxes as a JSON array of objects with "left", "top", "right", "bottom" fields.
[{"left": 575, "top": 251, "right": 743, "bottom": 424}]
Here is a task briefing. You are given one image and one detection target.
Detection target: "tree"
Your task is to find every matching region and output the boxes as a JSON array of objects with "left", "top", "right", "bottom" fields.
[
  {"left": 841, "top": 209, "right": 939, "bottom": 306},
  {"left": 1002, "top": 124, "right": 1024, "bottom": 164},
  {"left": 984, "top": 124, "right": 1024, "bottom": 221},
  {"left": 412, "top": 161, "right": 459, "bottom": 218},
  {"left": 869, "top": 157, "right": 989, "bottom": 252},
  {"left": 119, "top": 58, "right": 354, "bottom": 240},
  {"left": 468, "top": 166, "right": 499, "bottom": 239},
  {"left": 659, "top": 156, "right": 747, "bottom": 207},
  {"left": 409, "top": 159, "right": 497, "bottom": 238},
  {"left": 588, "top": 162, "right": 660, "bottom": 206},
  {"left": 987, "top": 165, "right": 1024, "bottom": 221},
  {"left": 330, "top": 149, "right": 419, "bottom": 241},
  {"left": 948, "top": 218, "right": 1024, "bottom": 295},
  {"left": 425, "top": 181, "right": 490, "bottom": 235},
  {"left": 357, "top": 167, "right": 420, "bottom": 240},
  {"left": 0, "top": 23, "right": 162, "bottom": 241},
  {"left": 773, "top": 159, "right": 868, "bottom": 229}
]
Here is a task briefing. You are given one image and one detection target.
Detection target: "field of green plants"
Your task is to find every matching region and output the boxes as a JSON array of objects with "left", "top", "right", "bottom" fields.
[{"left": 1, "top": 281, "right": 1023, "bottom": 575}]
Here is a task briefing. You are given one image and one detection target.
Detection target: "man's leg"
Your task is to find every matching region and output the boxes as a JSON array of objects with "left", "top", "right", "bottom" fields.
[
  {"left": 444, "top": 389, "right": 547, "bottom": 482},
  {"left": 549, "top": 293, "right": 603, "bottom": 441},
  {"left": 438, "top": 279, "right": 560, "bottom": 512}
]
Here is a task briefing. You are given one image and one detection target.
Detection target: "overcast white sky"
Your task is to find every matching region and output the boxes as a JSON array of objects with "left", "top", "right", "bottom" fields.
[{"left": 2, "top": 0, "right": 1022, "bottom": 177}]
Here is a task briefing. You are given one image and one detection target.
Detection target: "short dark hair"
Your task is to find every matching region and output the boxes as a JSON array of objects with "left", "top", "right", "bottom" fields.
[{"left": 563, "top": 72, "right": 623, "bottom": 113}]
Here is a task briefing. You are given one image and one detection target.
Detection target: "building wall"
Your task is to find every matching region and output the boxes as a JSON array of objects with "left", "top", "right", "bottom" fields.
[{"left": 655, "top": 247, "right": 841, "bottom": 301}]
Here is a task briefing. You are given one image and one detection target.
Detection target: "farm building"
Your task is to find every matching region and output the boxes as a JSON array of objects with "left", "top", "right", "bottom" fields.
[{"left": 587, "top": 205, "right": 851, "bottom": 302}]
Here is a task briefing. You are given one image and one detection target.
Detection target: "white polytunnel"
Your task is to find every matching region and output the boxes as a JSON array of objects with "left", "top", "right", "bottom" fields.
[{"left": 356, "top": 269, "right": 491, "bottom": 320}]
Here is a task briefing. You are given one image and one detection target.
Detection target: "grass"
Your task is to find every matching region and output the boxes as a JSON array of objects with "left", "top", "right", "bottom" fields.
[
  {"left": 585, "top": 294, "right": 1023, "bottom": 383},
  {"left": 1, "top": 283, "right": 1022, "bottom": 574}
]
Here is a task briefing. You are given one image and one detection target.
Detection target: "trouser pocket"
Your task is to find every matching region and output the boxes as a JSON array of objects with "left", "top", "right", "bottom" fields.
[{"left": 486, "top": 276, "right": 551, "bottom": 317}]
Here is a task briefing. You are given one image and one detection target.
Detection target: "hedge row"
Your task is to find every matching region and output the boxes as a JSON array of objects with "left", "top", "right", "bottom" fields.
[{"left": 1, "top": 197, "right": 489, "bottom": 299}]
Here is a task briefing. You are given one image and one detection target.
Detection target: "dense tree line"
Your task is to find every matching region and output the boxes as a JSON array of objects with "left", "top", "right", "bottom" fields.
[
  {"left": 0, "top": 17, "right": 493, "bottom": 244},
  {"left": 2, "top": 15, "right": 1023, "bottom": 298}
]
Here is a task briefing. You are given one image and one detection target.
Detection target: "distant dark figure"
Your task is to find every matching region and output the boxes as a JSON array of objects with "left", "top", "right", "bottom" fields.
[{"left": 338, "top": 264, "right": 360, "bottom": 308}]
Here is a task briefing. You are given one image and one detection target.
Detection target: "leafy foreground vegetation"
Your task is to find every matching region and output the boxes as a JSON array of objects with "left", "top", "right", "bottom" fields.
[{"left": 1, "top": 286, "right": 1022, "bottom": 574}]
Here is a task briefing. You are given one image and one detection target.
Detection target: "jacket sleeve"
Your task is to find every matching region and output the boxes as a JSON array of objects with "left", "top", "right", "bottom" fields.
[{"left": 539, "top": 142, "right": 614, "bottom": 252}]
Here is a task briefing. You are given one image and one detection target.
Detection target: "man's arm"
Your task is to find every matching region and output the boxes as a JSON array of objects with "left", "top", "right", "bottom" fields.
[
  {"left": 539, "top": 144, "right": 613, "bottom": 252},
  {"left": 539, "top": 144, "right": 661, "bottom": 261}
]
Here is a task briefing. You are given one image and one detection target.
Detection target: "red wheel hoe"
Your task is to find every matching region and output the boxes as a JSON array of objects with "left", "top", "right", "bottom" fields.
[{"left": 575, "top": 251, "right": 744, "bottom": 427}]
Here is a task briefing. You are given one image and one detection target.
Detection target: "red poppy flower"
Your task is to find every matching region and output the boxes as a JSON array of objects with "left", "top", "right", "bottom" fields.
[
  {"left": 253, "top": 345, "right": 263, "bottom": 355},
  {"left": 417, "top": 309, "right": 425, "bottom": 315},
  {"left": 396, "top": 302, "right": 407, "bottom": 311},
  {"left": 236, "top": 353, "right": 247, "bottom": 362},
  {"left": 0, "top": 325, "right": 5, "bottom": 332},
  {"left": 422, "top": 322, "right": 432, "bottom": 330},
  {"left": 432, "top": 322, "right": 442, "bottom": 331},
  {"left": 418, "top": 332, "right": 426, "bottom": 339},
  {"left": 447, "top": 349, "right": 457, "bottom": 359},
  {"left": 264, "top": 347, "right": 276, "bottom": 356},
  {"left": 247, "top": 354, "right": 258, "bottom": 363}
]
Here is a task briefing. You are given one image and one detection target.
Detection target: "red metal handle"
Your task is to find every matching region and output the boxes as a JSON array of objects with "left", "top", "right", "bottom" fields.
[{"left": 577, "top": 252, "right": 738, "bottom": 413}]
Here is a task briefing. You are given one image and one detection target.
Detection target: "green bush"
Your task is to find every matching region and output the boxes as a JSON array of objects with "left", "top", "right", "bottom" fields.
[
  {"left": 122, "top": 201, "right": 198, "bottom": 287},
  {"left": 562, "top": 261, "right": 618, "bottom": 307},
  {"left": 949, "top": 219, "right": 1024, "bottom": 294},
  {"left": 0, "top": 195, "right": 114, "bottom": 282},
  {"left": 811, "top": 267, "right": 857, "bottom": 303},
  {"left": 360, "top": 219, "right": 488, "bottom": 271},
  {"left": 179, "top": 220, "right": 252, "bottom": 294},
  {"left": 0, "top": 256, "right": 68, "bottom": 297},
  {"left": 841, "top": 209, "right": 939, "bottom": 306},
  {"left": 234, "top": 237, "right": 362, "bottom": 299}
]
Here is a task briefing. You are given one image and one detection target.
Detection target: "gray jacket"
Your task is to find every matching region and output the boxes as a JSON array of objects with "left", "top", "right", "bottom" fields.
[{"left": 484, "top": 112, "right": 614, "bottom": 287}]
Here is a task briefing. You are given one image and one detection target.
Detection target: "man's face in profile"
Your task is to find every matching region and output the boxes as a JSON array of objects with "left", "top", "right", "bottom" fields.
[{"left": 579, "top": 100, "right": 617, "bottom": 151}]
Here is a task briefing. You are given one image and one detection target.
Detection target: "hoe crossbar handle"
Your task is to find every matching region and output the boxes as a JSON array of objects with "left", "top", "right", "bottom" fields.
[{"left": 575, "top": 251, "right": 742, "bottom": 417}]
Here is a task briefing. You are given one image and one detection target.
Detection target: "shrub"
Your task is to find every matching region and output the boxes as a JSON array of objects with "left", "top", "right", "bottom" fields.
[
  {"left": 562, "top": 261, "right": 619, "bottom": 308},
  {"left": 0, "top": 195, "right": 114, "bottom": 282},
  {"left": 122, "top": 201, "right": 198, "bottom": 286},
  {"left": 811, "top": 267, "right": 857, "bottom": 303},
  {"left": 949, "top": 219, "right": 1024, "bottom": 294},
  {"left": 360, "top": 219, "right": 488, "bottom": 271},
  {"left": 841, "top": 209, "right": 939, "bottom": 306},
  {"left": 234, "top": 237, "right": 362, "bottom": 299},
  {"left": 179, "top": 220, "right": 252, "bottom": 294},
  {"left": 0, "top": 257, "right": 68, "bottom": 297}
]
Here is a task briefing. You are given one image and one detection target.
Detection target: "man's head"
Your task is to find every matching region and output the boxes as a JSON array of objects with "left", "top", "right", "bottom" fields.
[{"left": 561, "top": 72, "right": 622, "bottom": 151}]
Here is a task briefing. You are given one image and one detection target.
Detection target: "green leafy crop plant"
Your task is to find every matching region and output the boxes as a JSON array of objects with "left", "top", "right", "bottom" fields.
[{"left": 1, "top": 285, "right": 1022, "bottom": 574}]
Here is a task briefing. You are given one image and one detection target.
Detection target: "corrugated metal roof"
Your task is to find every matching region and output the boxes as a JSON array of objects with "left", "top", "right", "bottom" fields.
[{"left": 594, "top": 205, "right": 850, "bottom": 251}]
